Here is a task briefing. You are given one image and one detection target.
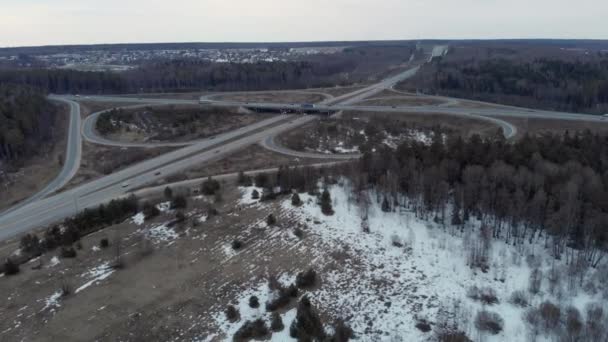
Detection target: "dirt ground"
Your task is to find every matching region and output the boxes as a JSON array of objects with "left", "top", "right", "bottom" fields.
[
  {"left": 276, "top": 111, "right": 500, "bottom": 154},
  {"left": 303, "top": 85, "right": 367, "bottom": 98},
  {"left": 100, "top": 105, "right": 274, "bottom": 144},
  {"left": 210, "top": 92, "right": 328, "bottom": 104},
  {"left": 355, "top": 96, "right": 445, "bottom": 106},
  {"left": 0, "top": 182, "right": 330, "bottom": 341},
  {"left": 0, "top": 103, "right": 69, "bottom": 212},
  {"left": 78, "top": 101, "right": 142, "bottom": 117},
  {"left": 115, "top": 92, "right": 209, "bottom": 100}
]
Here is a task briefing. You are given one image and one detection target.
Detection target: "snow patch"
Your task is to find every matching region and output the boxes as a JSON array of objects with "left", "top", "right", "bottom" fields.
[
  {"left": 146, "top": 224, "right": 179, "bottom": 243},
  {"left": 131, "top": 212, "right": 145, "bottom": 225},
  {"left": 156, "top": 201, "right": 171, "bottom": 212},
  {"left": 40, "top": 291, "right": 62, "bottom": 313},
  {"left": 75, "top": 262, "right": 115, "bottom": 294},
  {"left": 47, "top": 256, "right": 60, "bottom": 268},
  {"left": 238, "top": 186, "right": 263, "bottom": 206}
]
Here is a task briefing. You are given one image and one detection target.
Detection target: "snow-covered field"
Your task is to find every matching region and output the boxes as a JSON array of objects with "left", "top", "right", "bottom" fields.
[{"left": 209, "top": 181, "right": 607, "bottom": 341}]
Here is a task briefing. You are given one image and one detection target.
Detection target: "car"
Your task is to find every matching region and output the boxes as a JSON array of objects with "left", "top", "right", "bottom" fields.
[
  {"left": 121, "top": 181, "right": 130, "bottom": 188},
  {"left": 154, "top": 171, "right": 161, "bottom": 176},
  {"left": 214, "top": 150, "right": 220, "bottom": 154}
]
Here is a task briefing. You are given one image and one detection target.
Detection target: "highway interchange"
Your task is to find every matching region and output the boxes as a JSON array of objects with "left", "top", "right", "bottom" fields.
[{"left": 2, "top": 47, "right": 608, "bottom": 241}]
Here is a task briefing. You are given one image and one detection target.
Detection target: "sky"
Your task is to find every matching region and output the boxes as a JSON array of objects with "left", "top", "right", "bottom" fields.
[{"left": 1, "top": 0, "right": 607, "bottom": 47}]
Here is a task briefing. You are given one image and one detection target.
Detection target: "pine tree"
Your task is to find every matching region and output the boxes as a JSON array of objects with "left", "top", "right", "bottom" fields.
[
  {"left": 292, "top": 193, "right": 302, "bottom": 206},
  {"left": 320, "top": 189, "right": 334, "bottom": 215}
]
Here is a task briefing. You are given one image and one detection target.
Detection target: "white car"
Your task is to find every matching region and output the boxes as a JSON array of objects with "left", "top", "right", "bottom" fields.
[{"left": 121, "top": 181, "right": 130, "bottom": 188}]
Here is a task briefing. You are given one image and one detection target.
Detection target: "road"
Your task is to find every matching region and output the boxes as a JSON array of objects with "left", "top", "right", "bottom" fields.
[
  {"left": 0, "top": 97, "right": 82, "bottom": 215},
  {"left": 0, "top": 114, "right": 312, "bottom": 241},
  {"left": 0, "top": 60, "right": 425, "bottom": 239},
  {"left": 3, "top": 44, "right": 607, "bottom": 241}
]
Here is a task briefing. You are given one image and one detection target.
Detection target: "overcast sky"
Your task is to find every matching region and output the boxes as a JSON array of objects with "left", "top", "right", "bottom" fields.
[{"left": 1, "top": 0, "right": 607, "bottom": 47}]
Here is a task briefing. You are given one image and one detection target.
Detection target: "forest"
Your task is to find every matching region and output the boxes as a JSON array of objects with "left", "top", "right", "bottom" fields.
[
  {"left": 0, "top": 84, "right": 59, "bottom": 164},
  {"left": 355, "top": 130, "right": 608, "bottom": 267},
  {"left": 0, "top": 45, "right": 415, "bottom": 94},
  {"left": 0, "top": 60, "right": 352, "bottom": 94},
  {"left": 263, "top": 129, "right": 608, "bottom": 271},
  {"left": 399, "top": 47, "right": 608, "bottom": 114}
]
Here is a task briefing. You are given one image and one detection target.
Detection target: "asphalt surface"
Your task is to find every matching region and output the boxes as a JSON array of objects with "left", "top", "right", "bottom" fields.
[
  {"left": 0, "top": 97, "right": 82, "bottom": 216},
  {"left": 3, "top": 45, "right": 608, "bottom": 241},
  {"left": 0, "top": 114, "right": 303, "bottom": 240}
]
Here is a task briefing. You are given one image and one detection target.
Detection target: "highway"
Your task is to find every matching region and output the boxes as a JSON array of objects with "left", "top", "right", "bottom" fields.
[
  {"left": 2, "top": 44, "right": 608, "bottom": 241},
  {"left": 0, "top": 60, "right": 425, "bottom": 240},
  {"left": 0, "top": 114, "right": 311, "bottom": 240}
]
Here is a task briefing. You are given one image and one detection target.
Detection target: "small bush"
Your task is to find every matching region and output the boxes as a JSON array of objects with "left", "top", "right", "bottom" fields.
[
  {"left": 237, "top": 171, "right": 252, "bottom": 186},
  {"left": 170, "top": 195, "right": 187, "bottom": 209},
  {"left": 320, "top": 189, "right": 334, "bottom": 215},
  {"left": 142, "top": 202, "right": 160, "bottom": 219},
  {"left": 60, "top": 247, "right": 77, "bottom": 258},
  {"left": 20, "top": 233, "right": 42, "bottom": 256},
  {"left": 225, "top": 305, "right": 239, "bottom": 322},
  {"left": 251, "top": 189, "right": 260, "bottom": 200},
  {"left": 294, "top": 227, "right": 304, "bottom": 239},
  {"left": 391, "top": 234, "right": 404, "bottom": 248},
  {"left": 201, "top": 176, "right": 220, "bottom": 195},
  {"left": 415, "top": 319, "right": 432, "bottom": 332},
  {"left": 474, "top": 310, "right": 504, "bottom": 335},
  {"left": 207, "top": 206, "right": 218, "bottom": 216},
  {"left": 175, "top": 211, "right": 186, "bottom": 223},
  {"left": 266, "top": 214, "right": 276, "bottom": 226},
  {"left": 467, "top": 286, "right": 499, "bottom": 305},
  {"left": 292, "top": 193, "right": 302, "bottom": 206},
  {"left": 232, "top": 239, "right": 243, "bottom": 250},
  {"left": 331, "top": 320, "right": 354, "bottom": 342},
  {"left": 100, "top": 238, "right": 110, "bottom": 249},
  {"left": 249, "top": 295, "right": 260, "bottom": 308},
  {"left": 234, "top": 318, "right": 269, "bottom": 341},
  {"left": 436, "top": 331, "right": 471, "bottom": 342},
  {"left": 164, "top": 186, "right": 173, "bottom": 199},
  {"left": 296, "top": 268, "right": 317, "bottom": 288},
  {"left": 61, "top": 279, "right": 72, "bottom": 297},
  {"left": 254, "top": 173, "right": 269, "bottom": 188},
  {"left": 528, "top": 268, "right": 542, "bottom": 294},
  {"left": 289, "top": 296, "right": 325, "bottom": 340},
  {"left": 509, "top": 290, "right": 528, "bottom": 307},
  {"left": 3, "top": 258, "right": 20, "bottom": 275},
  {"left": 271, "top": 312, "right": 284, "bottom": 332},
  {"left": 266, "top": 284, "right": 299, "bottom": 312},
  {"left": 539, "top": 301, "right": 561, "bottom": 332}
]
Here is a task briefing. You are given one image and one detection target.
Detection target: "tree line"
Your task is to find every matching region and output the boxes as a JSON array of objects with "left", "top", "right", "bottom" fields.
[
  {"left": 400, "top": 56, "right": 608, "bottom": 114},
  {"left": 0, "top": 59, "right": 356, "bottom": 94},
  {"left": 259, "top": 129, "right": 608, "bottom": 270},
  {"left": 0, "top": 84, "right": 58, "bottom": 163}
]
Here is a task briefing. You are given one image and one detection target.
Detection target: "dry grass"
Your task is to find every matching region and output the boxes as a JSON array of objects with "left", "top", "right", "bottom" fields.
[
  {"left": 64, "top": 143, "right": 177, "bottom": 190},
  {"left": 0, "top": 184, "right": 318, "bottom": 341},
  {"left": 344, "top": 111, "right": 500, "bottom": 138},
  {"left": 356, "top": 96, "right": 445, "bottom": 106},
  {"left": 211, "top": 92, "right": 327, "bottom": 104},
  {"left": 493, "top": 115, "right": 608, "bottom": 139}
]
